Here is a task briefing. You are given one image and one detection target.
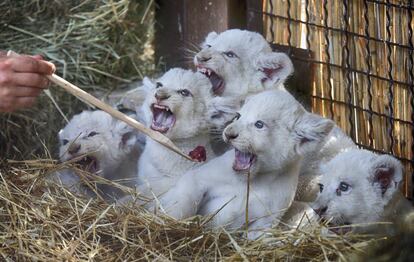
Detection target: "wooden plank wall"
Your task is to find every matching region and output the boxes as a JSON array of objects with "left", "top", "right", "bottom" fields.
[{"left": 263, "top": 0, "right": 414, "bottom": 198}]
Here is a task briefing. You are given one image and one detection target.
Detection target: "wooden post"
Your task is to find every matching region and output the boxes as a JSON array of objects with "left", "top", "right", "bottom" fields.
[
  {"left": 154, "top": 0, "right": 186, "bottom": 69},
  {"left": 271, "top": 44, "right": 313, "bottom": 110},
  {"left": 154, "top": 0, "right": 247, "bottom": 69},
  {"left": 246, "top": 0, "right": 263, "bottom": 34}
]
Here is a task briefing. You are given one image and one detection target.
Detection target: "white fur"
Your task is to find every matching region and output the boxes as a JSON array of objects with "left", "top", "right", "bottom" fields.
[
  {"left": 279, "top": 201, "right": 319, "bottom": 230},
  {"left": 311, "top": 149, "right": 411, "bottom": 229},
  {"left": 112, "top": 76, "right": 156, "bottom": 113},
  {"left": 52, "top": 110, "right": 144, "bottom": 200},
  {"left": 295, "top": 126, "right": 356, "bottom": 202},
  {"left": 156, "top": 90, "right": 334, "bottom": 239},
  {"left": 137, "top": 68, "right": 218, "bottom": 198}
]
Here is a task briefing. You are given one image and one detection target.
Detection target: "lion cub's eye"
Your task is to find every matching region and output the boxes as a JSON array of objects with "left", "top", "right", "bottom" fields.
[
  {"left": 223, "top": 51, "right": 237, "bottom": 58},
  {"left": 88, "top": 131, "right": 98, "bottom": 137},
  {"left": 232, "top": 113, "right": 241, "bottom": 122},
  {"left": 336, "top": 181, "right": 351, "bottom": 196},
  {"left": 338, "top": 182, "right": 350, "bottom": 192},
  {"left": 206, "top": 44, "right": 212, "bottom": 48},
  {"left": 255, "top": 120, "right": 265, "bottom": 129},
  {"left": 318, "top": 183, "right": 324, "bottom": 193},
  {"left": 62, "top": 139, "right": 69, "bottom": 145},
  {"left": 179, "top": 89, "right": 191, "bottom": 97},
  {"left": 155, "top": 82, "right": 163, "bottom": 89}
]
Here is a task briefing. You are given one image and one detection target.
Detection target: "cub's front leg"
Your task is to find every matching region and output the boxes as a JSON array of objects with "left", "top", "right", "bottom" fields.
[
  {"left": 158, "top": 172, "right": 207, "bottom": 220},
  {"left": 245, "top": 214, "right": 276, "bottom": 240}
]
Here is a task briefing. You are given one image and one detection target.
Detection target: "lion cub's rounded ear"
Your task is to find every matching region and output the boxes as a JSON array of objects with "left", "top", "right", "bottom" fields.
[
  {"left": 369, "top": 154, "right": 403, "bottom": 197},
  {"left": 202, "top": 31, "right": 218, "bottom": 47},
  {"left": 254, "top": 52, "right": 294, "bottom": 86},
  {"left": 142, "top": 76, "right": 156, "bottom": 91},
  {"left": 112, "top": 120, "right": 139, "bottom": 151},
  {"left": 58, "top": 129, "right": 64, "bottom": 139},
  {"left": 293, "top": 113, "right": 334, "bottom": 155}
]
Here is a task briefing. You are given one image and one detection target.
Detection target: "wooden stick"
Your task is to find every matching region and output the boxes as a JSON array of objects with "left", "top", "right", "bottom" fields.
[
  {"left": 46, "top": 74, "right": 194, "bottom": 161},
  {"left": 7, "top": 50, "right": 193, "bottom": 161}
]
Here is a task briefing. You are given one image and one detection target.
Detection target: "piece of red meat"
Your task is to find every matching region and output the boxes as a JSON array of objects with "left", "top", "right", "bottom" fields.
[{"left": 189, "top": 146, "right": 206, "bottom": 162}]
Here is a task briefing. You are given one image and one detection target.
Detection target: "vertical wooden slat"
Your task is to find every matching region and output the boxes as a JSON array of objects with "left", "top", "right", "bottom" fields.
[
  {"left": 246, "top": 0, "right": 263, "bottom": 34},
  {"left": 155, "top": 0, "right": 248, "bottom": 69}
]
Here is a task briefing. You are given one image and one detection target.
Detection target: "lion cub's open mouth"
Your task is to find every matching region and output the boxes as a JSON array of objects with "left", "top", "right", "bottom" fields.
[
  {"left": 75, "top": 156, "right": 99, "bottom": 174},
  {"left": 320, "top": 218, "right": 352, "bottom": 235},
  {"left": 233, "top": 149, "right": 256, "bottom": 172},
  {"left": 197, "top": 67, "right": 225, "bottom": 95},
  {"left": 151, "top": 104, "right": 176, "bottom": 133}
]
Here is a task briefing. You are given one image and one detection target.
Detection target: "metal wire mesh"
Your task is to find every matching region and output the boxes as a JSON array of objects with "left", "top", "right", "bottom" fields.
[{"left": 249, "top": 0, "right": 414, "bottom": 199}]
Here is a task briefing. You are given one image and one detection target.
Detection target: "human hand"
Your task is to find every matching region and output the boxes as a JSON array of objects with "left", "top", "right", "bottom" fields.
[{"left": 0, "top": 52, "right": 55, "bottom": 112}]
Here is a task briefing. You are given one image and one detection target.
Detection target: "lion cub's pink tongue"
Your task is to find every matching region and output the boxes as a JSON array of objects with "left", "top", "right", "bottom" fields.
[
  {"left": 233, "top": 149, "right": 254, "bottom": 171},
  {"left": 152, "top": 109, "right": 175, "bottom": 132},
  {"left": 155, "top": 111, "right": 172, "bottom": 126}
]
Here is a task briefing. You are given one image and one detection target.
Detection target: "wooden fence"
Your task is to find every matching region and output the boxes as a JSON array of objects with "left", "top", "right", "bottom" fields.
[{"left": 257, "top": 0, "right": 414, "bottom": 198}]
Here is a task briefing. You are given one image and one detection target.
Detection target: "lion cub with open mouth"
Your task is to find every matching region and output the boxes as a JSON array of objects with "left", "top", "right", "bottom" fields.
[
  {"left": 155, "top": 89, "right": 334, "bottom": 239},
  {"left": 136, "top": 68, "right": 219, "bottom": 199},
  {"left": 195, "top": 29, "right": 294, "bottom": 131},
  {"left": 52, "top": 110, "right": 144, "bottom": 200}
]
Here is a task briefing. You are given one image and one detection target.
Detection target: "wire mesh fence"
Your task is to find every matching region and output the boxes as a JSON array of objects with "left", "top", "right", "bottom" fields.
[{"left": 248, "top": 0, "right": 414, "bottom": 199}]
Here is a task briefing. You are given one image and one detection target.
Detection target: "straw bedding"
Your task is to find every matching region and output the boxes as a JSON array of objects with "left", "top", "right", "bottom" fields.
[
  {"left": 0, "top": 0, "right": 404, "bottom": 261},
  {"left": 1, "top": 160, "right": 380, "bottom": 261}
]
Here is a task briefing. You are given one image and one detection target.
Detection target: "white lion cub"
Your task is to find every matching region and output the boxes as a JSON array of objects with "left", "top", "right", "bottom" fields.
[
  {"left": 137, "top": 68, "right": 218, "bottom": 198},
  {"left": 52, "top": 110, "right": 144, "bottom": 200},
  {"left": 195, "top": 29, "right": 293, "bottom": 98},
  {"left": 312, "top": 149, "right": 413, "bottom": 233},
  {"left": 195, "top": 29, "right": 294, "bottom": 128},
  {"left": 157, "top": 90, "right": 334, "bottom": 239}
]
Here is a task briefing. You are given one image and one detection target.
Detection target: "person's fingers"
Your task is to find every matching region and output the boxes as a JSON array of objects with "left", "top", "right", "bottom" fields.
[
  {"left": 0, "top": 86, "right": 43, "bottom": 97},
  {"left": 15, "top": 96, "right": 37, "bottom": 108},
  {"left": 1, "top": 56, "right": 55, "bottom": 75},
  {"left": 31, "top": 54, "right": 44, "bottom": 60},
  {"left": 0, "top": 96, "right": 37, "bottom": 112},
  {"left": 0, "top": 72, "right": 49, "bottom": 89}
]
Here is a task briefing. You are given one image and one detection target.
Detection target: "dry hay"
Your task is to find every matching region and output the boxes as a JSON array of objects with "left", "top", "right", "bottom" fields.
[
  {"left": 0, "top": 159, "right": 385, "bottom": 261},
  {"left": 0, "top": 0, "right": 157, "bottom": 160}
]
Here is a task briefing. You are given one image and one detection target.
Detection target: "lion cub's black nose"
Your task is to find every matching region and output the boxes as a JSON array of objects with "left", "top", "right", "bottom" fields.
[
  {"left": 225, "top": 132, "right": 239, "bottom": 140},
  {"left": 313, "top": 206, "right": 328, "bottom": 216},
  {"left": 68, "top": 143, "right": 81, "bottom": 155},
  {"left": 155, "top": 90, "right": 170, "bottom": 101},
  {"left": 196, "top": 55, "right": 211, "bottom": 63}
]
